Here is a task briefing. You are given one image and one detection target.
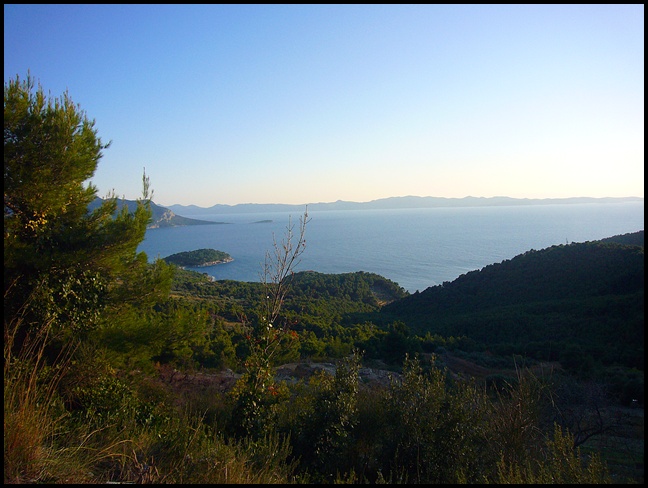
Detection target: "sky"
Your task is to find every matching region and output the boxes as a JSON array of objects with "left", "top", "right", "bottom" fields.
[{"left": 4, "top": 4, "right": 644, "bottom": 207}]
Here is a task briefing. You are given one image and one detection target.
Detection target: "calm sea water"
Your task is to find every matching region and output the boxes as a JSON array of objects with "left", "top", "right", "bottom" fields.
[{"left": 138, "top": 202, "right": 644, "bottom": 293}]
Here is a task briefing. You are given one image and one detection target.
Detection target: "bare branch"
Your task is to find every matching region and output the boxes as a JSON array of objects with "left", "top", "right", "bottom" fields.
[{"left": 260, "top": 207, "right": 310, "bottom": 326}]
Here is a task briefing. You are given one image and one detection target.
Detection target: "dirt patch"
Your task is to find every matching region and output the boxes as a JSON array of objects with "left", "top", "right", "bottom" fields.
[
  {"left": 155, "top": 365, "right": 241, "bottom": 394},
  {"left": 152, "top": 353, "right": 562, "bottom": 398},
  {"left": 438, "top": 351, "right": 562, "bottom": 382},
  {"left": 276, "top": 362, "right": 399, "bottom": 389},
  {"left": 153, "top": 361, "right": 400, "bottom": 397}
]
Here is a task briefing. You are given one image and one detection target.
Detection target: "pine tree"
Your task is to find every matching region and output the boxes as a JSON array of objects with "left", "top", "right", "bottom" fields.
[{"left": 4, "top": 74, "right": 172, "bottom": 354}]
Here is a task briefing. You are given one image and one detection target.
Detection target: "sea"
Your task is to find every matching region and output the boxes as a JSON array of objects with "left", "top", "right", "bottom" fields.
[{"left": 138, "top": 201, "right": 644, "bottom": 293}]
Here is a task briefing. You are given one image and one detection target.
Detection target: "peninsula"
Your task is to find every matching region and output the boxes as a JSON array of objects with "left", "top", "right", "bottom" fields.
[
  {"left": 88, "top": 197, "right": 225, "bottom": 229},
  {"left": 163, "top": 249, "right": 233, "bottom": 267}
]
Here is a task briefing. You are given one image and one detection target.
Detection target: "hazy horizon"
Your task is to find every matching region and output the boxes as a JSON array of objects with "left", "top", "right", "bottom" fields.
[
  {"left": 159, "top": 194, "right": 644, "bottom": 210},
  {"left": 5, "top": 5, "right": 644, "bottom": 206}
]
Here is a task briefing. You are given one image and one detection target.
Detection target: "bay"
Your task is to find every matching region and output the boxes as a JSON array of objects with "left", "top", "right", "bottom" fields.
[{"left": 138, "top": 201, "right": 644, "bottom": 293}]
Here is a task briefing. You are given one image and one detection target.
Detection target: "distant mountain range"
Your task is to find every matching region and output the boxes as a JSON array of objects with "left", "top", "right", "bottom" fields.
[
  {"left": 166, "top": 196, "right": 643, "bottom": 216},
  {"left": 90, "top": 195, "right": 643, "bottom": 228}
]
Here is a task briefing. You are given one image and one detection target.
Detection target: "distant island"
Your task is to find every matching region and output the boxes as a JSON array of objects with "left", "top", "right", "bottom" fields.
[
  {"left": 165, "top": 195, "right": 643, "bottom": 216},
  {"left": 163, "top": 249, "right": 233, "bottom": 267}
]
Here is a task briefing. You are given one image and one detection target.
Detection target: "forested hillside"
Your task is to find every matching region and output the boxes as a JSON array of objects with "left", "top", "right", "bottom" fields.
[{"left": 380, "top": 232, "right": 644, "bottom": 371}]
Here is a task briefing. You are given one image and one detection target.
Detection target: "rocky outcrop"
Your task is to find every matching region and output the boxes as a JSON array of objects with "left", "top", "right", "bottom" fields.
[{"left": 88, "top": 197, "right": 222, "bottom": 228}]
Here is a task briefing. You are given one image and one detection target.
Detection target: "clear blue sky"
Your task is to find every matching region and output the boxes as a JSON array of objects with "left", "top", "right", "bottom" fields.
[{"left": 4, "top": 4, "right": 644, "bottom": 207}]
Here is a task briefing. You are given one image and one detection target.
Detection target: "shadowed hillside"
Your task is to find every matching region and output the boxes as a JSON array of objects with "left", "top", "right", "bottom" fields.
[{"left": 379, "top": 231, "right": 644, "bottom": 370}]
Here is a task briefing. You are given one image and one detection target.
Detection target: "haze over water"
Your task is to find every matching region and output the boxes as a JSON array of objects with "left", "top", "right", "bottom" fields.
[{"left": 138, "top": 202, "right": 644, "bottom": 293}]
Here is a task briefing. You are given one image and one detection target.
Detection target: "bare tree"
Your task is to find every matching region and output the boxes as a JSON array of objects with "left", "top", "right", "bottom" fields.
[
  {"left": 260, "top": 207, "right": 310, "bottom": 329},
  {"left": 230, "top": 207, "right": 310, "bottom": 437}
]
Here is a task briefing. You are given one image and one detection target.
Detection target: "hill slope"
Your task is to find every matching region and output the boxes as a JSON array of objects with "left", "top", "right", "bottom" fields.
[
  {"left": 89, "top": 197, "right": 222, "bottom": 228},
  {"left": 380, "top": 231, "right": 644, "bottom": 369}
]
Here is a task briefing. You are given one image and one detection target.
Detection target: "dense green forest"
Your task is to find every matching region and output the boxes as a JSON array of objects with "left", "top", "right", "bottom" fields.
[
  {"left": 5, "top": 75, "right": 643, "bottom": 484},
  {"left": 379, "top": 235, "right": 644, "bottom": 372},
  {"left": 163, "top": 248, "right": 233, "bottom": 267}
]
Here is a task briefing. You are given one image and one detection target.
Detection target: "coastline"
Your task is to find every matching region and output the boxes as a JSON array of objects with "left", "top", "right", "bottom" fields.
[
  {"left": 182, "top": 257, "right": 234, "bottom": 268},
  {"left": 195, "top": 257, "right": 234, "bottom": 267}
]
